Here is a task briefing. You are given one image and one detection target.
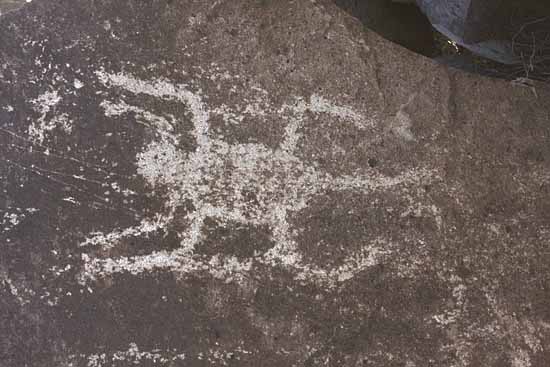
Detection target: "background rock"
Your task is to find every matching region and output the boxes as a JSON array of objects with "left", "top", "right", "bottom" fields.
[
  {"left": 1, "top": 0, "right": 550, "bottom": 366},
  {"left": 415, "top": 0, "right": 550, "bottom": 65},
  {"left": 334, "top": 0, "right": 436, "bottom": 57},
  {"left": 0, "top": 0, "right": 27, "bottom": 15}
]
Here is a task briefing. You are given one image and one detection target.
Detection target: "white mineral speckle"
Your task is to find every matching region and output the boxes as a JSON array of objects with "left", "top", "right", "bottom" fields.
[
  {"left": 74, "top": 343, "right": 254, "bottom": 367},
  {"left": 63, "top": 197, "right": 79, "bottom": 205},
  {"left": 1, "top": 272, "right": 36, "bottom": 306},
  {"left": 1, "top": 208, "right": 37, "bottom": 233},
  {"left": 74, "top": 78, "right": 84, "bottom": 89},
  {"left": 27, "top": 90, "right": 72, "bottom": 143}
]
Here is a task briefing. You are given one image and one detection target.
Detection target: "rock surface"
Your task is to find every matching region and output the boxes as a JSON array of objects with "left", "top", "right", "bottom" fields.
[
  {"left": 0, "top": 0, "right": 27, "bottom": 15},
  {"left": 415, "top": 0, "right": 518, "bottom": 64},
  {"left": 1, "top": 0, "right": 550, "bottom": 366}
]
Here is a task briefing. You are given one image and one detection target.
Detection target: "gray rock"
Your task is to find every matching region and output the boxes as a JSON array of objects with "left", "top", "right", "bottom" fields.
[
  {"left": 0, "top": 0, "right": 28, "bottom": 16},
  {"left": 335, "top": 0, "right": 436, "bottom": 57},
  {"left": 2, "top": 0, "right": 550, "bottom": 366},
  {"left": 415, "top": 0, "right": 550, "bottom": 65},
  {"left": 414, "top": 0, "right": 516, "bottom": 64}
]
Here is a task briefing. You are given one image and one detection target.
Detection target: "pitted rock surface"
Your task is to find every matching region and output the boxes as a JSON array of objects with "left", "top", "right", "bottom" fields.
[
  {"left": 1, "top": 1, "right": 550, "bottom": 366},
  {"left": 0, "top": 0, "right": 27, "bottom": 15}
]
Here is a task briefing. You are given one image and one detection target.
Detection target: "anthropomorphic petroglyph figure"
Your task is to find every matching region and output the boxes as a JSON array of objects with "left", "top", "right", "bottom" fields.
[{"left": 77, "top": 67, "right": 440, "bottom": 288}]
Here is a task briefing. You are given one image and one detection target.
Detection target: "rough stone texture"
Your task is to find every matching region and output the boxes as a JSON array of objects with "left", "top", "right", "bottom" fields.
[
  {"left": 0, "top": 0, "right": 27, "bottom": 15},
  {"left": 1, "top": 1, "right": 550, "bottom": 366}
]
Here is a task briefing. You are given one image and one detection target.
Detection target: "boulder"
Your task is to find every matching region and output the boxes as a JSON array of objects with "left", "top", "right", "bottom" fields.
[
  {"left": 0, "top": 0, "right": 27, "bottom": 15},
  {"left": 415, "top": 0, "right": 550, "bottom": 65},
  {"left": 334, "top": 0, "right": 436, "bottom": 57},
  {"left": 2, "top": 0, "right": 550, "bottom": 366}
]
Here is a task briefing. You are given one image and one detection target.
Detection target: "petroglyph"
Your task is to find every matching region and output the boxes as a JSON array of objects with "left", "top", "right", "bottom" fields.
[
  {"left": 6, "top": 1, "right": 550, "bottom": 365},
  {"left": 27, "top": 90, "right": 72, "bottom": 144},
  {"left": 71, "top": 342, "right": 254, "bottom": 367},
  {"left": 76, "top": 67, "right": 440, "bottom": 288}
]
